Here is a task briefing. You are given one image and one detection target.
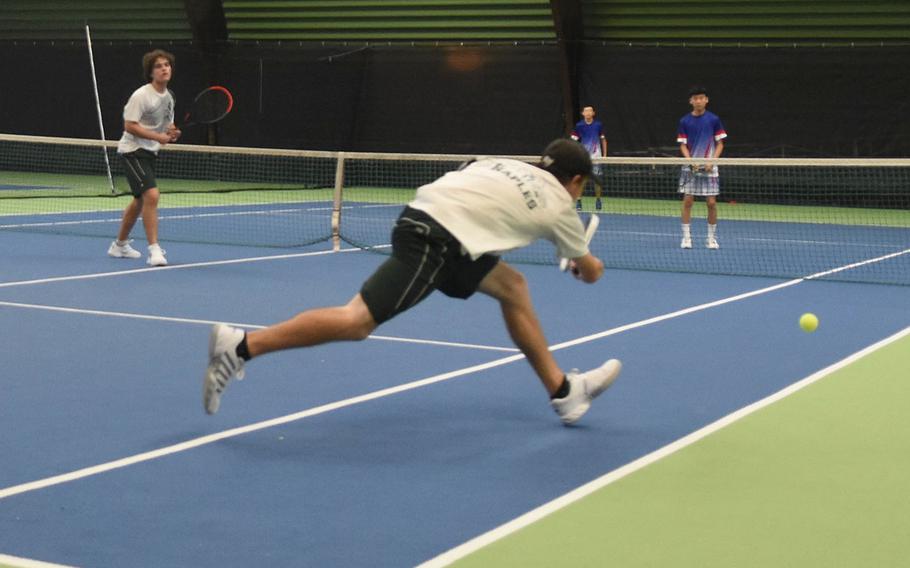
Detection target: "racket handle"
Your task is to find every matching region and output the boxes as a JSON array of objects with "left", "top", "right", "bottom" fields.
[{"left": 559, "top": 258, "right": 570, "bottom": 272}]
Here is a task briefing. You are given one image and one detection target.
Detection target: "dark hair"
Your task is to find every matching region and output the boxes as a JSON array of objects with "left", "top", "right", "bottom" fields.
[
  {"left": 143, "top": 49, "right": 175, "bottom": 81},
  {"left": 537, "top": 139, "right": 592, "bottom": 183},
  {"left": 688, "top": 85, "right": 708, "bottom": 98},
  {"left": 581, "top": 105, "right": 596, "bottom": 113}
]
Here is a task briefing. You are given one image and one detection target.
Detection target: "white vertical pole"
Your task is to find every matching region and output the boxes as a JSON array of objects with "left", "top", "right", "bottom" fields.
[
  {"left": 85, "top": 24, "right": 116, "bottom": 194},
  {"left": 331, "top": 153, "right": 345, "bottom": 252}
]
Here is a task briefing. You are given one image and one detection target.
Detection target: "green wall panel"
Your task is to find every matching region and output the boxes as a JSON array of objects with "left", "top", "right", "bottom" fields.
[
  {"left": 582, "top": 0, "right": 910, "bottom": 44},
  {"left": 222, "top": 0, "right": 556, "bottom": 41},
  {"left": 0, "top": 0, "right": 192, "bottom": 40}
]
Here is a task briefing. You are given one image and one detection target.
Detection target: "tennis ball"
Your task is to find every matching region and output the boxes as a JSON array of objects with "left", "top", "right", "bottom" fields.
[{"left": 799, "top": 313, "right": 819, "bottom": 333}]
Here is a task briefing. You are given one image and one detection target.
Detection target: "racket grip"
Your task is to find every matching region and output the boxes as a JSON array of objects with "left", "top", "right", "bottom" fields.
[{"left": 559, "top": 258, "right": 570, "bottom": 272}]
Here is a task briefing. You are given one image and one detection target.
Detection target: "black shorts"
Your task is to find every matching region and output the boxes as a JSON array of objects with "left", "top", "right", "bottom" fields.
[
  {"left": 360, "top": 207, "right": 499, "bottom": 325},
  {"left": 120, "top": 149, "right": 158, "bottom": 197}
]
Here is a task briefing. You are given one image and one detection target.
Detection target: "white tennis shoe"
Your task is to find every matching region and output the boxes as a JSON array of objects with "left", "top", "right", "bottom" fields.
[
  {"left": 147, "top": 244, "right": 168, "bottom": 266},
  {"left": 203, "top": 324, "right": 246, "bottom": 415},
  {"left": 680, "top": 236, "right": 692, "bottom": 249},
  {"left": 108, "top": 239, "right": 141, "bottom": 259},
  {"left": 551, "top": 359, "right": 622, "bottom": 425},
  {"left": 706, "top": 237, "right": 720, "bottom": 249}
]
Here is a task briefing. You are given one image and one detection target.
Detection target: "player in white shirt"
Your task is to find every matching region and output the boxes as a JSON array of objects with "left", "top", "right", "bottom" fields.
[
  {"left": 202, "top": 139, "right": 622, "bottom": 425},
  {"left": 107, "top": 49, "right": 181, "bottom": 266}
]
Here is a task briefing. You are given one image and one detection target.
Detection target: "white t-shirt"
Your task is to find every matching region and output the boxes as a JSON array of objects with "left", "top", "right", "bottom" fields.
[
  {"left": 409, "top": 158, "right": 588, "bottom": 260},
  {"left": 117, "top": 84, "right": 175, "bottom": 154}
]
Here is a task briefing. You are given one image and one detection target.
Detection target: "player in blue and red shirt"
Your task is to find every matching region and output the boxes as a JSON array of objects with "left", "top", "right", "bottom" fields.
[
  {"left": 571, "top": 105, "right": 608, "bottom": 211},
  {"left": 677, "top": 86, "right": 727, "bottom": 249}
]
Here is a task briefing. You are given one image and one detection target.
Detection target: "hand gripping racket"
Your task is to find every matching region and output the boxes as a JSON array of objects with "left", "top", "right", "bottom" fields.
[
  {"left": 181, "top": 85, "right": 234, "bottom": 128},
  {"left": 559, "top": 213, "right": 600, "bottom": 272}
]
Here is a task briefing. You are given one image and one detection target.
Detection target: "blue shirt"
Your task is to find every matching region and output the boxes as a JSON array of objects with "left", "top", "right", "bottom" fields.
[
  {"left": 572, "top": 120, "right": 605, "bottom": 158},
  {"left": 676, "top": 111, "right": 727, "bottom": 158}
]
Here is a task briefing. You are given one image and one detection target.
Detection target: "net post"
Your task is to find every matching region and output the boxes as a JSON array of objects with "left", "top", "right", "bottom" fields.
[
  {"left": 84, "top": 24, "right": 116, "bottom": 195},
  {"left": 331, "top": 152, "right": 345, "bottom": 251}
]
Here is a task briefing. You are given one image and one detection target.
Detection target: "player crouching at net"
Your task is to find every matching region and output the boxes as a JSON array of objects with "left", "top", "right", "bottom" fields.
[
  {"left": 108, "top": 49, "right": 180, "bottom": 267},
  {"left": 203, "top": 139, "right": 622, "bottom": 425}
]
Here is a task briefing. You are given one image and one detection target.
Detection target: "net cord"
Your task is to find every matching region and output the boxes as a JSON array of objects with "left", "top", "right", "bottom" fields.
[
  {"left": 84, "top": 24, "right": 116, "bottom": 195},
  {"left": 3, "top": 134, "right": 910, "bottom": 168}
]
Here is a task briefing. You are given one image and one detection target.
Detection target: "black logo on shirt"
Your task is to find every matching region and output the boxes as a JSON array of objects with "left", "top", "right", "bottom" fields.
[{"left": 490, "top": 162, "right": 540, "bottom": 209}]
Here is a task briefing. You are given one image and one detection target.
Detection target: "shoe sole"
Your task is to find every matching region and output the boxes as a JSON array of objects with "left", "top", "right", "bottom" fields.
[
  {"left": 559, "top": 401, "right": 591, "bottom": 425},
  {"left": 203, "top": 325, "right": 225, "bottom": 415},
  {"left": 557, "top": 359, "right": 622, "bottom": 425},
  {"left": 109, "top": 250, "right": 141, "bottom": 259}
]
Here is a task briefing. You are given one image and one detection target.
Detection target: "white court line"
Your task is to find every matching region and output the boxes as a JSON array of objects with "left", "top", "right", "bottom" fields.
[
  {"left": 1, "top": 201, "right": 401, "bottom": 228},
  {"left": 0, "top": 275, "right": 809, "bottom": 502},
  {"left": 0, "top": 553, "right": 77, "bottom": 568},
  {"left": 0, "top": 301, "right": 518, "bottom": 353},
  {"left": 544, "top": 248, "right": 909, "bottom": 351},
  {"left": 417, "top": 325, "right": 910, "bottom": 568},
  {"left": 0, "top": 245, "right": 388, "bottom": 289},
  {"left": 609, "top": 230, "right": 906, "bottom": 249},
  {"left": 804, "top": 247, "right": 910, "bottom": 279}
]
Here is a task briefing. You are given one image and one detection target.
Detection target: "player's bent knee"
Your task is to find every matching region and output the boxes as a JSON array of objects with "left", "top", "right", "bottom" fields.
[
  {"left": 348, "top": 317, "right": 375, "bottom": 341},
  {"left": 499, "top": 268, "right": 529, "bottom": 299},
  {"left": 346, "top": 295, "right": 378, "bottom": 340}
]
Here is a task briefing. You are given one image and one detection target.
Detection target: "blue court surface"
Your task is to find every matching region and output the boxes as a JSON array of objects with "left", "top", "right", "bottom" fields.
[{"left": 1, "top": 229, "right": 908, "bottom": 567}]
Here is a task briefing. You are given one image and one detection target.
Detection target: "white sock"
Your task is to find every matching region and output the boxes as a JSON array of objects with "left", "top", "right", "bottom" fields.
[
  {"left": 116, "top": 239, "right": 128, "bottom": 246},
  {"left": 708, "top": 224, "right": 716, "bottom": 238},
  {"left": 682, "top": 224, "right": 691, "bottom": 239}
]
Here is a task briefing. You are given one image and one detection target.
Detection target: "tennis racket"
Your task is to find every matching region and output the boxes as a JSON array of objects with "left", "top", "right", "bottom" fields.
[
  {"left": 559, "top": 213, "right": 600, "bottom": 272},
  {"left": 181, "top": 85, "right": 234, "bottom": 127}
]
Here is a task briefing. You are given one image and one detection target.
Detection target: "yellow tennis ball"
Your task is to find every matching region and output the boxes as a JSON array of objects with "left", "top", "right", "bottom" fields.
[{"left": 799, "top": 313, "right": 819, "bottom": 333}]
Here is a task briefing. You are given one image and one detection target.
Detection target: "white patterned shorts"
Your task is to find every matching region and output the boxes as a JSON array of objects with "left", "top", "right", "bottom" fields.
[{"left": 678, "top": 167, "right": 720, "bottom": 197}]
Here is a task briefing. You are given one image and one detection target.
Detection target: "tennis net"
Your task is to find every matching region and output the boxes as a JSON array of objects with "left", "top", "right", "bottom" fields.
[{"left": 1, "top": 133, "right": 908, "bottom": 285}]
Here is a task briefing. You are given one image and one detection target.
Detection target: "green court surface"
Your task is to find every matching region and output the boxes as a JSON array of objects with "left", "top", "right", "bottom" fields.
[{"left": 453, "top": 331, "right": 910, "bottom": 567}]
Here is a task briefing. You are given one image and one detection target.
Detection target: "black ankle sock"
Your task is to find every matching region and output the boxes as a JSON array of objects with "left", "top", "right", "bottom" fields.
[
  {"left": 235, "top": 333, "right": 251, "bottom": 361},
  {"left": 551, "top": 376, "right": 570, "bottom": 399}
]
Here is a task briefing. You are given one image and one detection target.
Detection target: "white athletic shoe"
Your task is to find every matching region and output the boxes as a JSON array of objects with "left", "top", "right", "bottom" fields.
[
  {"left": 706, "top": 237, "right": 720, "bottom": 250},
  {"left": 147, "top": 244, "right": 168, "bottom": 266},
  {"left": 203, "top": 324, "right": 246, "bottom": 415},
  {"left": 680, "top": 236, "right": 692, "bottom": 249},
  {"left": 108, "top": 239, "right": 141, "bottom": 259},
  {"left": 551, "top": 359, "right": 622, "bottom": 425}
]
